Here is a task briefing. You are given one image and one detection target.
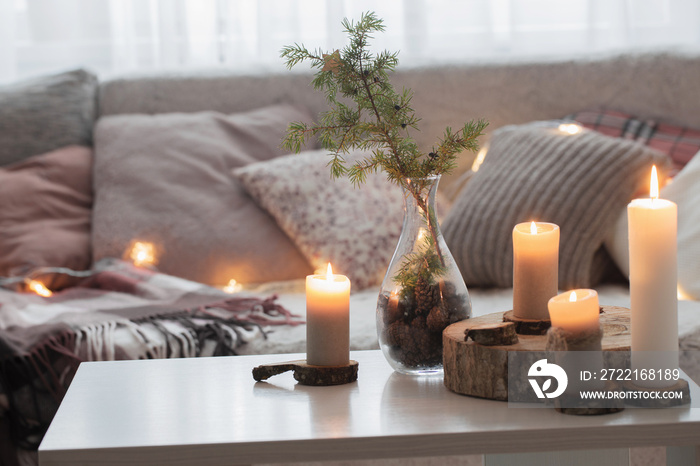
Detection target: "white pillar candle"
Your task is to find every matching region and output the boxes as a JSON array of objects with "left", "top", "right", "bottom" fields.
[
  {"left": 513, "top": 222, "right": 560, "bottom": 321},
  {"left": 306, "top": 263, "right": 351, "bottom": 366},
  {"left": 628, "top": 166, "right": 678, "bottom": 387},
  {"left": 548, "top": 289, "right": 599, "bottom": 334}
]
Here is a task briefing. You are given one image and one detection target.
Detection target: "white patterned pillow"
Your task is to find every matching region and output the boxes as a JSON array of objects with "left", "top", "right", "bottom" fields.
[
  {"left": 605, "top": 150, "right": 700, "bottom": 300},
  {"left": 233, "top": 149, "right": 404, "bottom": 290}
]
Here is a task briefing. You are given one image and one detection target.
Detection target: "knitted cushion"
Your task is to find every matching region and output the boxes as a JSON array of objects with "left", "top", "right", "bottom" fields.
[
  {"left": 233, "top": 149, "right": 404, "bottom": 290},
  {"left": 91, "top": 105, "right": 314, "bottom": 286},
  {"left": 0, "top": 69, "right": 98, "bottom": 166},
  {"left": 442, "top": 122, "right": 670, "bottom": 290}
]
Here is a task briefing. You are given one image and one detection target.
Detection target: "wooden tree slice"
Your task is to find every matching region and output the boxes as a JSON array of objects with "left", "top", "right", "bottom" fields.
[
  {"left": 623, "top": 379, "right": 691, "bottom": 407},
  {"left": 253, "top": 360, "right": 359, "bottom": 386},
  {"left": 502, "top": 310, "right": 551, "bottom": 335},
  {"left": 443, "top": 306, "right": 631, "bottom": 401},
  {"left": 465, "top": 322, "right": 518, "bottom": 346}
]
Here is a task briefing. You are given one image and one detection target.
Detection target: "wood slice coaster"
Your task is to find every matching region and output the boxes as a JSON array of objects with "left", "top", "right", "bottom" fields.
[
  {"left": 502, "top": 310, "right": 551, "bottom": 335},
  {"left": 465, "top": 322, "right": 519, "bottom": 346},
  {"left": 555, "top": 381, "right": 625, "bottom": 416},
  {"left": 443, "top": 306, "right": 631, "bottom": 401},
  {"left": 622, "top": 378, "right": 691, "bottom": 407},
  {"left": 252, "top": 360, "right": 359, "bottom": 386}
]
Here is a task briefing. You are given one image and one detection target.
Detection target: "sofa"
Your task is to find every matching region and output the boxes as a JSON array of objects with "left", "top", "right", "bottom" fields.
[{"left": 2, "top": 51, "right": 700, "bottom": 465}]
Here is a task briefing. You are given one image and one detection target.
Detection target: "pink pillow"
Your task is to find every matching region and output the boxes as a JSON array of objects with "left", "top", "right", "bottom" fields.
[
  {"left": 0, "top": 146, "right": 93, "bottom": 277},
  {"left": 91, "top": 105, "right": 314, "bottom": 286}
]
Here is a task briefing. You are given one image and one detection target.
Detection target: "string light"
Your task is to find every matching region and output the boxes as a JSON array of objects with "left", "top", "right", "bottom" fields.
[
  {"left": 223, "top": 279, "right": 242, "bottom": 294},
  {"left": 26, "top": 279, "right": 52, "bottom": 297}
]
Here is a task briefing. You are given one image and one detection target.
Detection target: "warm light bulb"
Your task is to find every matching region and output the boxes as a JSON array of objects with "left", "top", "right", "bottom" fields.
[
  {"left": 223, "top": 278, "right": 241, "bottom": 294},
  {"left": 27, "top": 280, "right": 52, "bottom": 297},
  {"left": 569, "top": 291, "right": 577, "bottom": 303},
  {"left": 558, "top": 123, "right": 581, "bottom": 135},
  {"left": 650, "top": 165, "right": 659, "bottom": 200},
  {"left": 471, "top": 145, "right": 489, "bottom": 172},
  {"left": 326, "top": 263, "right": 333, "bottom": 281},
  {"left": 530, "top": 221, "right": 538, "bottom": 235},
  {"left": 129, "top": 241, "right": 156, "bottom": 267}
]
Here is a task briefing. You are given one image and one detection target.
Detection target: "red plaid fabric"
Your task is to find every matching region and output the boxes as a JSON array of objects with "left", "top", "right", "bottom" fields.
[{"left": 564, "top": 109, "right": 700, "bottom": 177}]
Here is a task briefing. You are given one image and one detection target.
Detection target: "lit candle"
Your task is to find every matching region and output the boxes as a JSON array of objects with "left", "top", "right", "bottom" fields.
[
  {"left": 513, "top": 221, "right": 560, "bottom": 320},
  {"left": 306, "top": 263, "right": 351, "bottom": 366},
  {"left": 548, "top": 289, "right": 599, "bottom": 334},
  {"left": 628, "top": 165, "right": 678, "bottom": 387}
]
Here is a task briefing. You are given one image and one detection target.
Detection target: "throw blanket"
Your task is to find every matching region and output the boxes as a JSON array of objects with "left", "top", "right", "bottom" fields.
[{"left": 0, "top": 259, "right": 302, "bottom": 451}]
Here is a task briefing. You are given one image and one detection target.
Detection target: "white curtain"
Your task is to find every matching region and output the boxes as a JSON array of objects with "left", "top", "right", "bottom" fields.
[{"left": 1, "top": 0, "right": 699, "bottom": 84}]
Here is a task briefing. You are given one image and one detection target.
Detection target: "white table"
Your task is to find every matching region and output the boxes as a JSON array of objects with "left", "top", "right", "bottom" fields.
[{"left": 39, "top": 350, "right": 700, "bottom": 466}]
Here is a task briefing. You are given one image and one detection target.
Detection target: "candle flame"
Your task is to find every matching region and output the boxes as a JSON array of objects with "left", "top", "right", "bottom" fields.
[
  {"left": 650, "top": 165, "right": 659, "bottom": 200},
  {"left": 569, "top": 291, "right": 577, "bottom": 303},
  {"left": 326, "top": 263, "right": 333, "bottom": 281},
  {"left": 129, "top": 241, "right": 157, "bottom": 267},
  {"left": 27, "top": 280, "right": 52, "bottom": 297},
  {"left": 530, "top": 221, "right": 537, "bottom": 235}
]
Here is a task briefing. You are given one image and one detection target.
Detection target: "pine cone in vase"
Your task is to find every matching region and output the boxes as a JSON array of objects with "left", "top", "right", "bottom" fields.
[
  {"left": 384, "top": 320, "right": 408, "bottom": 347},
  {"left": 384, "top": 315, "right": 441, "bottom": 368},
  {"left": 426, "top": 303, "right": 451, "bottom": 332},
  {"left": 414, "top": 276, "right": 439, "bottom": 317}
]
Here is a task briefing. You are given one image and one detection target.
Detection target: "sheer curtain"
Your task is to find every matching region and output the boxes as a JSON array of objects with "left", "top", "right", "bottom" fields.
[{"left": 1, "top": 0, "right": 699, "bottom": 84}]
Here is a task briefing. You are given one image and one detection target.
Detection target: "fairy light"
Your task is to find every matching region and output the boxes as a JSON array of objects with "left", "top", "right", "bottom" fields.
[
  {"left": 27, "top": 279, "right": 52, "bottom": 297},
  {"left": 128, "top": 241, "right": 157, "bottom": 267},
  {"left": 558, "top": 123, "right": 582, "bottom": 135},
  {"left": 223, "top": 278, "right": 242, "bottom": 294},
  {"left": 471, "top": 145, "right": 489, "bottom": 172}
]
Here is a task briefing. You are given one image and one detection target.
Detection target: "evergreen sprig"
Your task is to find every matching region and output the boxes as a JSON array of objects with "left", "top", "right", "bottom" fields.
[
  {"left": 281, "top": 11, "right": 487, "bottom": 290},
  {"left": 281, "top": 11, "right": 487, "bottom": 193}
]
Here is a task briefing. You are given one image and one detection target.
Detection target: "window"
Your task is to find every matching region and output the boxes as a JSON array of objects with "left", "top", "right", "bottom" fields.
[{"left": 1, "top": 0, "right": 698, "bottom": 84}]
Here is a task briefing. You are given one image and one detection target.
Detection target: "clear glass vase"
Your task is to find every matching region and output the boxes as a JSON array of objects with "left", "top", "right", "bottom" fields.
[{"left": 376, "top": 175, "right": 472, "bottom": 375}]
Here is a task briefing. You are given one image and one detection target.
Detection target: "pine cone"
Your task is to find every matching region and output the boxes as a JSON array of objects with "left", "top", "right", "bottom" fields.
[
  {"left": 379, "top": 292, "right": 402, "bottom": 326},
  {"left": 427, "top": 304, "right": 450, "bottom": 332},
  {"left": 401, "top": 321, "right": 443, "bottom": 367},
  {"left": 415, "top": 276, "right": 439, "bottom": 317},
  {"left": 384, "top": 317, "right": 442, "bottom": 368},
  {"left": 384, "top": 320, "right": 409, "bottom": 347}
]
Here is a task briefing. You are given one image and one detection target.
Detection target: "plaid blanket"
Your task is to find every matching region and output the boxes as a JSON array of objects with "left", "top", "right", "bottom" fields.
[
  {"left": 0, "top": 259, "right": 302, "bottom": 452},
  {"left": 564, "top": 109, "right": 700, "bottom": 176}
]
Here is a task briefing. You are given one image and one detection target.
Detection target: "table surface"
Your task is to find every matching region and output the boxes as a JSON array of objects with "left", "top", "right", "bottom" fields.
[{"left": 39, "top": 350, "right": 700, "bottom": 466}]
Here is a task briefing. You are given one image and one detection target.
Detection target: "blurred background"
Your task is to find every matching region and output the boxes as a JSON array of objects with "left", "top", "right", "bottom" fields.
[{"left": 1, "top": 0, "right": 699, "bottom": 84}]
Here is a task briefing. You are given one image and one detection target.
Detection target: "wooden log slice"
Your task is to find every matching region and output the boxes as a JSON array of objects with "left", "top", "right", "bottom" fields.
[
  {"left": 443, "top": 306, "right": 631, "bottom": 401},
  {"left": 622, "top": 378, "right": 691, "bottom": 407},
  {"left": 253, "top": 360, "right": 359, "bottom": 386},
  {"left": 502, "top": 310, "right": 551, "bottom": 335},
  {"left": 465, "top": 322, "right": 518, "bottom": 346}
]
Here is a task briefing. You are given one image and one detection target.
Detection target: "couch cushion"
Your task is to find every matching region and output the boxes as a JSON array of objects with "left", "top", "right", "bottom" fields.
[
  {"left": 0, "top": 146, "right": 93, "bottom": 278},
  {"left": 605, "top": 149, "right": 700, "bottom": 300},
  {"left": 233, "top": 149, "right": 404, "bottom": 290},
  {"left": 0, "top": 69, "right": 98, "bottom": 166},
  {"left": 442, "top": 122, "right": 670, "bottom": 290},
  {"left": 91, "top": 104, "right": 314, "bottom": 286}
]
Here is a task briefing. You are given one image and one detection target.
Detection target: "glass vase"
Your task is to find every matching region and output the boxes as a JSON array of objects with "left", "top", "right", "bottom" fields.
[{"left": 376, "top": 175, "right": 472, "bottom": 375}]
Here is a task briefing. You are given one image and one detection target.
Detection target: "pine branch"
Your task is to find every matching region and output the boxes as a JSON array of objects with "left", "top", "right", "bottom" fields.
[{"left": 280, "top": 11, "right": 488, "bottom": 285}]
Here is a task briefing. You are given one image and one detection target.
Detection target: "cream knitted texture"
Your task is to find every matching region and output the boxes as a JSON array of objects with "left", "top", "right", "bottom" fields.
[{"left": 443, "top": 123, "right": 669, "bottom": 290}]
